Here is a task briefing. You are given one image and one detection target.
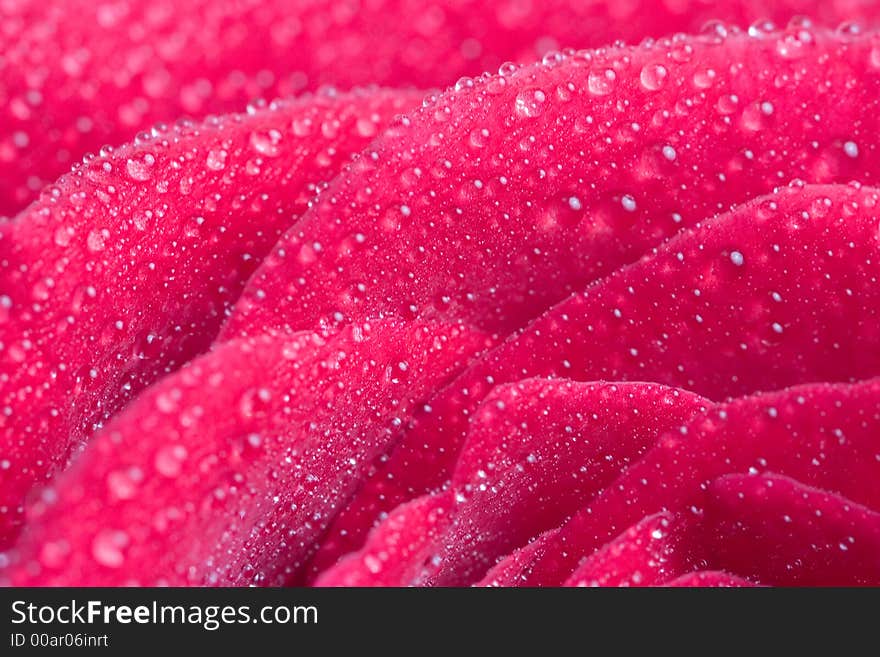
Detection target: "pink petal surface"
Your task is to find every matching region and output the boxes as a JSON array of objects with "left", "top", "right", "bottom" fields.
[
  {"left": 4, "top": 1, "right": 878, "bottom": 215},
  {"left": 702, "top": 473, "right": 880, "bottom": 585},
  {"left": 4, "top": 4, "right": 880, "bottom": 589},
  {"left": 476, "top": 530, "right": 562, "bottom": 588},
  {"left": 1, "top": 320, "right": 488, "bottom": 585},
  {"left": 314, "top": 379, "right": 709, "bottom": 584},
  {"left": 519, "top": 379, "right": 880, "bottom": 585},
  {"left": 313, "top": 492, "right": 455, "bottom": 587},
  {"left": 0, "top": 88, "right": 420, "bottom": 544},
  {"left": 324, "top": 183, "right": 880, "bottom": 562},
  {"left": 225, "top": 27, "right": 880, "bottom": 341},
  {"left": 664, "top": 571, "right": 756, "bottom": 587},
  {"left": 562, "top": 512, "right": 692, "bottom": 587}
]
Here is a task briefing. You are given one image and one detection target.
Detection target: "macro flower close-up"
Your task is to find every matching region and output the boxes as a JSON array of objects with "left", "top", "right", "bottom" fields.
[{"left": 1, "top": 0, "right": 880, "bottom": 588}]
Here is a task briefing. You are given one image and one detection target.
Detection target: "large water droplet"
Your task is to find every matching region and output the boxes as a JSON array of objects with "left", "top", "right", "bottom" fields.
[
  {"left": 125, "top": 153, "right": 155, "bottom": 181},
  {"left": 155, "top": 444, "right": 188, "bottom": 477},
  {"left": 249, "top": 129, "right": 282, "bottom": 157},
  {"left": 91, "top": 529, "right": 129, "bottom": 568},
  {"left": 514, "top": 88, "right": 546, "bottom": 118},
  {"left": 206, "top": 149, "right": 227, "bottom": 171},
  {"left": 870, "top": 42, "right": 880, "bottom": 69},
  {"left": 291, "top": 117, "right": 313, "bottom": 136},
  {"left": 107, "top": 467, "right": 144, "bottom": 500},
  {"left": 588, "top": 69, "right": 616, "bottom": 96},
  {"left": 639, "top": 64, "right": 668, "bottom": 91},
  {"left": 86, "top": 228, "right": 108, "bottom": 252}
]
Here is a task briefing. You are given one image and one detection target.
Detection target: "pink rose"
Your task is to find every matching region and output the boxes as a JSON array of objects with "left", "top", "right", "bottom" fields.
[{"left": 1, "top": 2, "right": 879, "bottom": 586}]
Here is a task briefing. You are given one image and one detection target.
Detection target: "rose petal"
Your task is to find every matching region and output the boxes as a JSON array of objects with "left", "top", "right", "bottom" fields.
[
  {"left": 315, "top": 492, "right": 455, "bottom": 587},
  {"left": 702, "top": 472, "right": 880, "bottom": 585},
  {"left": 1, "top": 320, "right": 487, "bottom": 585},
  {"left": 225, "top": 27, "right": 880, "bottom": 340},
  {"left": 664, "top": 571, "right": 756, "bottom": 587},
  {"left": 313, "top": 379, "right": 708, "bottom": 584},
  {"left": 521, "top": 378, "right": 880, "bottom": 584},
  {"left": 327, "top": 183, "right": 880, "bottom": 561},
  {"left": 4, "top": 2, "right": 874, "bottom": 214},
  {"left": 562, "top": 512, "right": 691, "bottom": 587},
  {"left": 0, "top": 89, "right": 420, "bottom": 545},
  {"left": 476, "top": 529, "right": 562, "bottom": 587}
]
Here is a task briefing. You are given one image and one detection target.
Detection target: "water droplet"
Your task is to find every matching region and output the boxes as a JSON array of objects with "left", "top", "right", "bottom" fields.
[
  {"left": 748, "top": 19, "right": 777, "bottom": 38},
  {"left": 588, "top": 69, "right": 616, "bottom": 96},
  {"left": 355, "top": 117, "right": 377, "bottom": 138},
  {"left": 249, "top": 130, "right": 282, "bottom": 157},
  {"left": 91, "top": 529, "right": 129, "bottom": 568},
  {"left": 206, "top": 149, "right": 227, "bottom": 171},
  {"left": 515, "top": 88, "right": 546, "bottom": 118},
  {"left": 86, "top": 228, "right": 108, "bottom": 252},
  {"left": 621, "top": 195, "right": 637, "bottom": 212},
  {"left": 692, "top": 68, "right": 716, "bottom": 89},
  {"left": 844, "top": 141, "right": 859, "bottom": 158},
  {"left": 716, "top": 94, "right": 739, "bottom": 115},
  {"left": 155, "top": 389, "right": 181, "bottom": 414},
  {"left": 291, "top": 117, "right": 313, "bottom": 136},
  {"left": 639, "top": 64, "right": 668, "bottom": 91},
  {"left": 498, "top": 62, "right": 519, "bottom": 77},
  {"left": 53, "top": 226, "right": 74, "bottom": 247},
  {"left": 155, "top": 444, "right": 188, "bottom": 477},
  {"left": 469, "top": 128, "right": 490, "bottom": 148},
  {"left": 730, "top": 251, "right": 745, "bottom": 266},
  {"left": 39, "top": 540, "right": 70, "bottom": 568},
  {"left": 870, "top": 42, "right": 880, "bottom": 69},
  {"left": 107, "top": 467, "right": 144, "bottom": 500},
  {"left": 125, "top": 154, "right": 155, "bottom": 181}
]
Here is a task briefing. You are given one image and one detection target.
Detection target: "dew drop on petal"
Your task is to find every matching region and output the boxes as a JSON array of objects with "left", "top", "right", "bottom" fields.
[
  {"left": 91, "top": 529, "right": 129, "bottom": 568},
  {"left": 155, "top": 444, "right": 188, "bottom": 477},
  {"left": 515, "top": 88, "right": 546, "bottom": 118},
  {"left": 86, "top": 228, "right": 107, "bottom": 252},
  {"left": 588, "top": 69, "right": 616, "bottom": 96},
  {"left": 249, "top": 130, "right": 282, "bottom": 157},
  {"left": 639, "top": 64, "right": 668, "bottom": 91},
  {"left": 107, "top": 467, "right": 143, "bottom": 500},
  {"left": 206, "top": 149, "right": 227, "bottom": 171},
  {"left": 125, "top": 154, "right": 155, "bottom": 181}
]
